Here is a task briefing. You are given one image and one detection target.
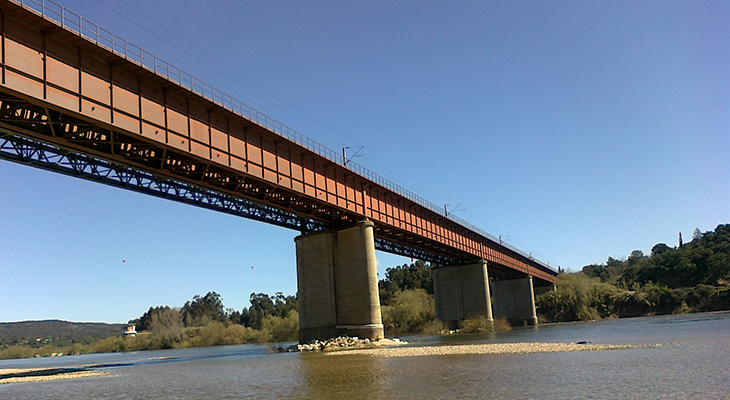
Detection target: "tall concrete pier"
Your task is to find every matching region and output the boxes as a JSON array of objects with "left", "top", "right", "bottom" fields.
[
  {"left": 295, "top": 220, "right": 384, "bottom": 343},
  {"left": 433, "top": 261, "right": 539, "bottom": 328},
  {"left": 491, "top": 276, "right": 538, "bottom": 326},
  {"left": 433, "top": 261, "right": 493, "bottom": 329}
]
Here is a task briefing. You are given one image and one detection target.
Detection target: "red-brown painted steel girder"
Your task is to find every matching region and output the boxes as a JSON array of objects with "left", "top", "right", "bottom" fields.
[{"left": 0, "top": 0, "right": 557, "bottom": 285}]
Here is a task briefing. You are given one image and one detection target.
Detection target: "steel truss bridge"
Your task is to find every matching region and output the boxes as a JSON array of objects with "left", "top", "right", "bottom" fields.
[{"left": 0, "top": 0, "right": 557, "bottom": 284}]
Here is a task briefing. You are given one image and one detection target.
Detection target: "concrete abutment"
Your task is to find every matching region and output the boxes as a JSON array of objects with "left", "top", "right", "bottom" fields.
[{"left": 295, "top": 220, "right": 384, "bottom": 343}]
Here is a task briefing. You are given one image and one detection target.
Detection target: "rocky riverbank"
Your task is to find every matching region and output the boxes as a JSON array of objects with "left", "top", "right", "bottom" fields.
[{"left": 278, "top": 336, "right": 407, "bottom": 352}]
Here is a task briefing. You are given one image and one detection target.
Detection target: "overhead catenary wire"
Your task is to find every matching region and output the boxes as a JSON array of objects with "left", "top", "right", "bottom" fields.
[
  {"left": 92, "top": 0, "right": 466, "bottom": 212},
  {"left": 88, "top": 0, "right": 514, "bottom": 250}
]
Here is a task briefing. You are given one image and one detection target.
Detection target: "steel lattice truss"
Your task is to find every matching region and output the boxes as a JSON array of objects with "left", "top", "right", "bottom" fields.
[
  {"left": 0, "top": 130, "right": 325, "bottom": 232},
  {"left": 0, "top": 129, "right": 458, "bottom": 264},
  {"left": 374, "top": 238, "right": 456, "bottom": 265}
]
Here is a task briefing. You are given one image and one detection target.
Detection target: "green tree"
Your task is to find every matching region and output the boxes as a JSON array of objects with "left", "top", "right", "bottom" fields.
[
  {"left": 628, "top": 250, "right": 646, "bottom": 263},
  {"left": 651, "top": 243, "right": 672, "bottom": 256},
  {"left": 240, "top": 292, "right": 297, "bottom": 330},
  {"left": 381, "top": 289, "right": 438, "bottom": 335},
  {"left": 259, "top": 310, "right": 299, "bottom": 343},
  {"left": 135, "top": 306, "right": 174, "bottom": 331},
  {"left": 149, "top": 307, "right": 184, "bottom": 349},
  {"left": 693, "top": 227, "right": 703, "bottom": 241},
  {"left": 226, "top": 308, "right": 242, "bottom": 325},
  {"left": 181, "top": 291, "right": 225, "bottom": 327},
  {"left": 379, "top": 260, "right": 434, "bottom": 305}
]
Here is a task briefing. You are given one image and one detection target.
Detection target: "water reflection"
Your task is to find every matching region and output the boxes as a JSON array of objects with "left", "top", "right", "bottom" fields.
[{"left": 299, "top": 352, "right": 389, "bottom": 399}]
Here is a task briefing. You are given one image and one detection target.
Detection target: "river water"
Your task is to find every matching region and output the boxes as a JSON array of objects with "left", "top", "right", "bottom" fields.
[{"left": 2, "top": 311, "right": 729, "bottom": 399}]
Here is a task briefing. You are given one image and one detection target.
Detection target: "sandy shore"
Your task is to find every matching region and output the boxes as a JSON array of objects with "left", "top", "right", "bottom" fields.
[
  {"left": 0, "top": 368, "right": 111, "bottom": 384},
  {"left": 326, "top": 342, "right": 658, "bottom": 358}
]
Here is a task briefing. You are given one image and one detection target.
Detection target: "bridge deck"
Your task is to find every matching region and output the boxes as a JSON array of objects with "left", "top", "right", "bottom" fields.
[{"left": 0, "top": 0, "right": 557, "bottom": 284}]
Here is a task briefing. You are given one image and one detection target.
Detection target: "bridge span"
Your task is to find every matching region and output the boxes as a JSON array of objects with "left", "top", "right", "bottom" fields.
[{"left": 0, "top": 0, "right": 557, "bottom": 341}]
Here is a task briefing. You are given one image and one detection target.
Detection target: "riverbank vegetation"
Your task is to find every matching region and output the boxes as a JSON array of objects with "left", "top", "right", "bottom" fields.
[
  {"left": 0, "top": 261, "right": 454, "bottom": 360},
  {"left": 378, "top": 260, "right": 501, "bottom": 334},
  {"left": 379, "top": 260, "right": 442, "bottom": 335},
  {"left": 0, "top": 291, "right": 300, "bottom": 359},
  {"left": 3, "top": 224, "right": 727, "bottom": 360},
  {"left": 537, "top": 224, "right": 730, "bottom": 322}
]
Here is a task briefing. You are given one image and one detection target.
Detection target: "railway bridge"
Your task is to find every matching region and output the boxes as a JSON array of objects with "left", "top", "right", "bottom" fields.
[{"left": 0, "top": 0, "right": 558, "bottom": 342}]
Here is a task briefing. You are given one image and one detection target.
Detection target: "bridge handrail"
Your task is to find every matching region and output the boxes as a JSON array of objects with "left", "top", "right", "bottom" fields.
[{"left": 12, "top": 0, "right": 554, "bottom": 272}]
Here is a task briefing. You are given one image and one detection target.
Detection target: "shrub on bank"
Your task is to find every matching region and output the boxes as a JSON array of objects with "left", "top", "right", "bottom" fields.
[
  {"left": 186, "top": 322, "right": 227, "bottom": 347},
  {"left": 219, "top": 323, "right": 260, "bottom": 344},
  {"left": 381, "top": 289, "right": 440, "bottom": 335},
  {"left": 457, "top": 316, "right": 512, "bottom": 333},
  {"left": 63, "top": 342, "right": 91, "bottom": 355},
  {"left": 0, "top": 344, "right": 73, "bottom": 360},
  {"left": 0, "top": 345, "right": 40, "bottom": 359},
  {"left": 536, "top": 273, "right": 608, "bottom": 322},
  {"left": 537, "top": 272, "right": 730, "bottom": 323},
  {"left": 91, "top": 336, "right": 126, "bottom": 353},
  {"left": 259, "top": 310, "right": 299, "bottom": 343},
  {"left": 459, "top": 315, "right": 491, "bottom": 333}
]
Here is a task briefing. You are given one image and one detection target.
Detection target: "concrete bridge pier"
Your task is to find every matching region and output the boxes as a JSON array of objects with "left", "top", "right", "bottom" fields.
[
  {"left": 433, "top": 261, "right": 493, "bottom": 330},
  {"left": 295, "top": 220, "right": 384, "bottom": 343},
  {"left": 491, "top": 276, "right": 538, "bottom": 326}
]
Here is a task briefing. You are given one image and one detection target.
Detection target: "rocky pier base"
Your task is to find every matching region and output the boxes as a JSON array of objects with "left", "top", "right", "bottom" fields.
[{"left": 276, "top": 336, "right": 406, "bottom": 353}]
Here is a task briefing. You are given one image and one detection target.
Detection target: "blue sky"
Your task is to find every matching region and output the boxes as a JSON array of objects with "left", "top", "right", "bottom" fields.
[{"left": 1, "top": 0, "right": 727, "bottom": 323}]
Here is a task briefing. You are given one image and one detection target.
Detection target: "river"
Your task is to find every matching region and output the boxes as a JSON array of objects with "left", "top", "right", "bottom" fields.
[{"left": 2, "top": 311, "right": 729, "bottom": 399}]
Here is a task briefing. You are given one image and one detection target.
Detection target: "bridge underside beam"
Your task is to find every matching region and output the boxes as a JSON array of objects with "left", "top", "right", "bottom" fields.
[
  {"left": 0, "top": 128, "right": 468, "bottom": 268},
  {"left": 0, "top": 129, "right": 324, "bottom": 232},
  {"left": 0, "top": 93, "right": 354, "bottom": 223},
  {"left": 374, "top": 237, "right": 458, "bottom": 266},
  {"left": 0, "top": 93, "right": 487, "bottom": 269},
  {"left": 0, "top": 71, "right": 557, "bottom": 283}
]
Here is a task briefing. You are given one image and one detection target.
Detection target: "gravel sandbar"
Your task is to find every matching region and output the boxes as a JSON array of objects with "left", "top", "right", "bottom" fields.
[
  {"left": 0, "top": 368, "right": 111, "bottom": 384},
  {"left": 326, "top": 342, "right": 656, "bottom": 358}
]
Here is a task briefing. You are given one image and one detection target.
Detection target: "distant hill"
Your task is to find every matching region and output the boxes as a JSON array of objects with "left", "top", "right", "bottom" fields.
[{"left": 0, "top": 320, "right": 125, "bottom": 347}]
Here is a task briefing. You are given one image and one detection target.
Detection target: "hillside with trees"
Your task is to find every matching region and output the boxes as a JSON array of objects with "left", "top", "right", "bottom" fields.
[
  {"left": 537, "top": 224, "right": 730, "bottom": 322},
  {"left": 0, "top": 320, "right": 124, "bottom": 347}
]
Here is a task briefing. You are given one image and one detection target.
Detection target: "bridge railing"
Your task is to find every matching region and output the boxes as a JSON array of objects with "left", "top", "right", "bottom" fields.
[{"left": 12, "top": 0, "right": 554, "bottom": 272}]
